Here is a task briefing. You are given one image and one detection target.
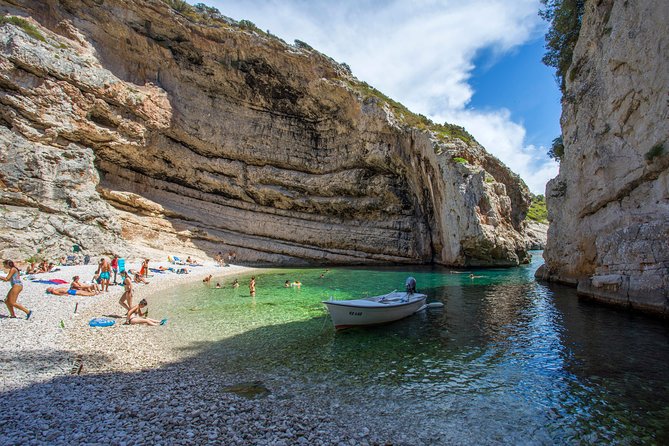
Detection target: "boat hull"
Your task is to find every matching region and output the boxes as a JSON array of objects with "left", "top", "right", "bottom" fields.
[{"left": 322, "top": 293, "right": 427, "bottom": 329}]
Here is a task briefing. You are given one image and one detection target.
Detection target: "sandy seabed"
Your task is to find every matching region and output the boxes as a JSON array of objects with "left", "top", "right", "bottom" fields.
[{"left": 0, "top": 259, "right": 399, "bottom": 446}]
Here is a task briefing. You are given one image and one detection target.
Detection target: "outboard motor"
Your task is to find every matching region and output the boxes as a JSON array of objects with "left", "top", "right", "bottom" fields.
[{"left": 405, "top": 276, "right": 417, "bottom": 294}]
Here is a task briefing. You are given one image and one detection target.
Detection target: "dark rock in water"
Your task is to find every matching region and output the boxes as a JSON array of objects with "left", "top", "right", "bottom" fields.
[{"left": 223, "top": 381, "right": 271, "bottom": 399}]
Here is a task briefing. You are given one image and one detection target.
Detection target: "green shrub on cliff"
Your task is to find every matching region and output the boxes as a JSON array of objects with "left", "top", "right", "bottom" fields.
[
  {"left": 548, "top": 135, "right": 564, "bottom": 162},
  {"left": 0, "top": 16, "right": 46, "bottom": 42},
  {"left": 346, "top": 81, "right": 475, "bottom": 146},
  {"left": 526, "top": 194, "right": 548, "bottom": 223},
  {"left": 540, "top": 0, "right": 585, "bottom": 92}
]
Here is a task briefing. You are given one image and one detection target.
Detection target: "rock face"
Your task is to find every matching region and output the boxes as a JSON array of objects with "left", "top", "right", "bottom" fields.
[
  {"left": 542, "top": 0, "right": 669, "bottom": 314},
  {"left": 524, "top": 221, "right": 547, "bottom": 250},
  {"left": 0, "top": 0, "right": 531, "bottom": 266}
]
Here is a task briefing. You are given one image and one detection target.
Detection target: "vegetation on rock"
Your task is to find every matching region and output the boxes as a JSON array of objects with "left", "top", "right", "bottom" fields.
[
  {"left": 0, "top": 15, "right": 46, "bottom": 42},
  {"left": 526, "top": 194, "right": 548, "bottom": 223},
  {"left": 346, "top": 81, "right": 475, "bottom": 146},
  {"left": 539, "top": 0, "right": 585, "bottom": 92},
  {"left": 548, "top": 135, "right": 564, "bottom": 162},
  {"left": 644, "top": 143, "right": 665, "bottom": 162},
  {"left": 160, "top": 0, "right": 476, "bottom": 150}
]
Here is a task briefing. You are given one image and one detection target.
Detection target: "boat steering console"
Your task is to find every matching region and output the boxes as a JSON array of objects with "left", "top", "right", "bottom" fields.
[{"left": 405, "top": 276, "right": 417, "bottom": 295}]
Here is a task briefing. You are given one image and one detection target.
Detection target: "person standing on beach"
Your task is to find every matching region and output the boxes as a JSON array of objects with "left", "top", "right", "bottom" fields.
[
  {"left": 119, "top": 271, "right": 133, "bottom": 312},
  {"left": 139, "top": 259, "right": 149, "bottom": 278},
  {"left": 96, "top": 258, "right": 111, "bottom": 292},
  {"left": 2, "top": 260, "right": 31, "bottom": 319},
  {"left": 111, "top": 254, "right": 119, "bottom": 285},
  {"left": 249, "top": 276, "right": 256, "bottom": 296}
]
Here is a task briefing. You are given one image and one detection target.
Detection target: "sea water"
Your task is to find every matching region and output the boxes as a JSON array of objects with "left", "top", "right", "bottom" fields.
[{"left": 151, "top": 252, "right": 669, "bottom": 443}]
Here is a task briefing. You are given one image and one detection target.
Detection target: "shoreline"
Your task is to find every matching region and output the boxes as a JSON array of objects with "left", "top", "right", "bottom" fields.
[
  {"left": 0, "top": 260, "right": 390, "bottom": 445},
  {"left": 0, "top": 259, "right": 256, "bottom": 390}
]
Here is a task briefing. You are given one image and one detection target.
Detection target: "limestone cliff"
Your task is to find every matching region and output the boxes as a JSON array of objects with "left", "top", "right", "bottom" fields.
[
  {"left": 540, "top": 0, "right": 669, "bottom": 314},
  {"left": 0, "top": 0, "right": 532, "bottom": 266}
]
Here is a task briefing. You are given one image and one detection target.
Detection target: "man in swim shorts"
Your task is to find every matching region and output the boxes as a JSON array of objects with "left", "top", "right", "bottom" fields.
[
  {"left": 96, "top": 258, "right": 112, "bottom": 292},
  {"left": 46, "top": 287, "right": 96, "bottom": 297}
]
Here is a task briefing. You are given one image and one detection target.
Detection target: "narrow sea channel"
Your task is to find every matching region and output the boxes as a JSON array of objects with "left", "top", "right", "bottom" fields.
[{"left": 151, "top": 252, "right": 669, "bottom": 444}]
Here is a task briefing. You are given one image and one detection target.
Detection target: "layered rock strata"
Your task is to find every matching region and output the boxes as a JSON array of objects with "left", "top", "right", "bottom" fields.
[
  {"left": 540, "top": 0, "right": 669, "bottom": 314},
  {"left": 0, "top": 0, "right": 531, "bottom": 266}
]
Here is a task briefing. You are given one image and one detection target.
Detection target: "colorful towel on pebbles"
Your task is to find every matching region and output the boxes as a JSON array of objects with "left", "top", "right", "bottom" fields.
[{"left": 30, "top": 279, "right": 68, "bottom": 284}]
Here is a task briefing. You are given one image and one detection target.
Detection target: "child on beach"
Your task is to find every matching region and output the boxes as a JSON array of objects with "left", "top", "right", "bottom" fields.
[
  {"left": 2, "top": 259, "right": 31, "bottom": 319},
  {"left": 125, "top": 299, "right": 166, "bottom": 326},
  {"left": 119, "top": 271, "right": 133, "bottom": 312}
]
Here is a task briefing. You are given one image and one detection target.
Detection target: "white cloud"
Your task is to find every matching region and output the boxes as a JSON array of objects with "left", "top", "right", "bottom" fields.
[{"left": 209, "top": 0, "right": 556, "bottom": 194}]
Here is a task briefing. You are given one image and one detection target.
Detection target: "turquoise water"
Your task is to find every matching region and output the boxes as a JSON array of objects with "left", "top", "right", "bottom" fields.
[{"left": 151, "top": 253, "right": 669, "bottom": 444}]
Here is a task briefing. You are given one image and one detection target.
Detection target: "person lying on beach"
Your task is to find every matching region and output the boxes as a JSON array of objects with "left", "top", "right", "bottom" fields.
[
  {"left": 46, "top": 287, "right": 97, "bottom": 297},
  {"left": 70, "top": 276, "right": 100, "bottom": 294},
  {"left": 125, "top": 299, "right": 166, "bottom": 326}
]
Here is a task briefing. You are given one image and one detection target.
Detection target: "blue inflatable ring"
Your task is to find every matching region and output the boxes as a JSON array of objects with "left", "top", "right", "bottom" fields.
[{"left": 89, "top": 317, "right": 115, "bottom": 327}]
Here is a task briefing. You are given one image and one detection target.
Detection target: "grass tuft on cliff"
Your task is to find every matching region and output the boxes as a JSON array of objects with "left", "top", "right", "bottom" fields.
[
  {"left": 346, "top": 81, "right": 475, "bottom": 146},
  {"left": 526, "top": 194, "right": 548, "bottom": 223},
  {"left": 0, "top": 16, "right": 46, "bottom": 42}
]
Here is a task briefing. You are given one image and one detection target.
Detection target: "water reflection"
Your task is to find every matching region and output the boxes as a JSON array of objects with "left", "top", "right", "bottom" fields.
[{"left": 153, "top": 253, "right": 669, "bottom": 443}]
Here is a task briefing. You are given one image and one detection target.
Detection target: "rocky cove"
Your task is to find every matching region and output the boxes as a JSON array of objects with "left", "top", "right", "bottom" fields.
[{"left": 0, "top": 0, "right": 537, "bottom": 269}]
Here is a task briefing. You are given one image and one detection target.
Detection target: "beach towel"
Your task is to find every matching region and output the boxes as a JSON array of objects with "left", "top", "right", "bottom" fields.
[
  {"left": 31, "top": 279, "right": 68, "bottom": 285},
  {"left": 149, "top": 268, "right": 167, "bottom": 274}
]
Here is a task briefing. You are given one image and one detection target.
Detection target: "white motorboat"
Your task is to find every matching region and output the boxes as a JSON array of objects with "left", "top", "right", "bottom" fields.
[{"left": 322, "top": 277, "right": 428, "bottom": 329}]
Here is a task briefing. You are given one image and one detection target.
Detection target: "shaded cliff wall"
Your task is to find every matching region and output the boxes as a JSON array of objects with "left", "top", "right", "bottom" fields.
[
  {"left": 0, "top": 0, "right": 531, "bottom": 265},
  {"left": 541, "top": 0, "right": 669, "bottom": 314}
]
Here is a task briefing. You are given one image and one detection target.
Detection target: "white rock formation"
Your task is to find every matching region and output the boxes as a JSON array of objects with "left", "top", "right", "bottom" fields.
[{"left": 541, "top": 0, "right": 669, "bottom": 315}]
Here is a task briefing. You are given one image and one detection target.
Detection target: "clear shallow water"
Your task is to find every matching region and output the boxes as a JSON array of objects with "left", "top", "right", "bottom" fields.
[{"left": 152, "top": 253, "right": 669, "bottom": 444}]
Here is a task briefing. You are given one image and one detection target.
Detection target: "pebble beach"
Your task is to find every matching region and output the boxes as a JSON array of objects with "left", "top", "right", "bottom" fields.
[{"left": 0, "top": 259, "right": 394, "bottom": 446}]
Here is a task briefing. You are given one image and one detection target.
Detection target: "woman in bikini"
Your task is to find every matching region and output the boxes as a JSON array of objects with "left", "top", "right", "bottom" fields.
[
  {"left": 2, "top": 260, "right": 31, "bottom": 319},
  {"left": 119, "top": 271, "right": 133, "bottom": 312},
  {"left": 126, "top": 299, "right": 165, "bottom": 326}
]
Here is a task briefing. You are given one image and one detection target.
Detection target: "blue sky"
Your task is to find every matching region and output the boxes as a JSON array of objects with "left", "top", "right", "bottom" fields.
[
  {"left": 469, "top": 38, "right": 561, "bottom": 153},
  {"left": 205, "top": 0, "right": 560, "bottom": 194}
]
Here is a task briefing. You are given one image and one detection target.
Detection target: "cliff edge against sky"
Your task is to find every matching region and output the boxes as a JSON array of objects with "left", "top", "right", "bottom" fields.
[{"left": 0, "top": 0, "right": 533, "bottom": 266}]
